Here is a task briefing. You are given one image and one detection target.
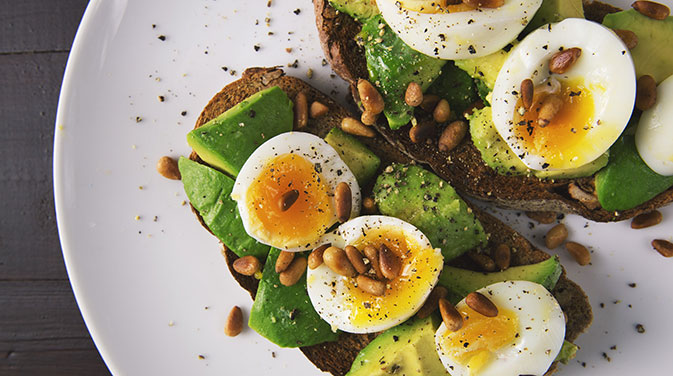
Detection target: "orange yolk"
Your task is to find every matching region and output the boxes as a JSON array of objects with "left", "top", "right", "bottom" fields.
[
  {"left": 246, "top": 153, "right": 334, "bottom": 248},
  {"left": 440, "top": 306, "right": 519, "bottom": 372},
  {"left": 342, "top": 226, "right": 442, "bottom": 327},
  {"left": 513, "top": 79, "right": 595, "bottom": 168},
  {"left": 400, "top": 0, "right": 475, "bottom": 14}
]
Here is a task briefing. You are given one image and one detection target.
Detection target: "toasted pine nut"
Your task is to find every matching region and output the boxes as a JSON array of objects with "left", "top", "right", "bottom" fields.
[
  {"left": 468, "top": 251, "right": 496, "bottom": 272},
  {"left": 520, "top": 78, "right": 534, "bottom": 110},
  {"left": 233, "top": 255, "right": 262, "bottom": 276},
  {"left": 545, "top": 224, "right": 568, "bottom": 249},
  {"left": 224, "top": 306, "right": 244, "bottom": 337},
  {"left": 632, "top": 1, "right": 670, "bottom": 20},
  {"left": 613, "top": 29, "right": 639, "bottom": 49},
  {"left": 549, "top": 47, "right": 582, "bottom": 74},
  {"left": 466, "top": 292, "right": 498, "bottom": 317},
  {"left": 525, "top": 211, "right": 557, "bottom": 224},
  {"left": 308, "top": 244, "right": 330, "bottom": 269},
  {"left": 345, "top": 245, "right": 369, "bottom": 274},
  {"left": 537, "top": 94, "right": 563, "bottom": 127},
  {"left": 323, "top": 246, "right": 357, "bottom": 277},
  {"left": 439, "top": 298, "right": 464, "bottom": 331},
  {"left": 631, "top": 210, "right": 663, "bottom": 229},
  {"left": 156, "top": 156, "right": 181, "bottom": 180},
  {"left": 278, "top": 189, "right": 299, "bottom": 212},
  {"left": 361, "top": 110, "right": 378, "bottom": 126},
  {"left": 357, "top": 79, "right": 385, "bottom": 115},
  {"left": 405, "top": 82, "right": 423, "bottom": 107},
  {"left": 294, "top": 92, "right": 308, "bottom": 129},
  {"left": 636, "top": 75, "right": 657, "bottom": 111},
  {"left": 438, "top": 120, "right": 467, "bottom": 152},
  {"left": 493, "top": 244, "right": 511, "bottom": 271},
  {"left": 652, "top": 239, "right": 673, "bottom": 257},
  {"left": 568, "top": 183, "right": 600, "bottom": 209},
  {"left": 566, "top": 241, "right": 591, "bottom": 266},
  {"left": 356, "top": 275, "right": 386, "bottom": 296},
  {"left": 363, "top": 245, "right": 384, "bottom": 279},
  {"left": 417, "top": 286, "right": 449, "bottom": 319},
  {"left": 362, "top": 197, "right": 377, "bottom": 214},
  {"left": 433, "top": 99, "right": 451, "bottom": 123},
  {"left": 463, "top": 0, "right": 504, "bottom": 8},
  {"left": 310, "top": 101, "right": 329, "bottom": 118},
  {"left": 379, "top": 244, "right": 401, "bottom": 280},
  {"left": 421, "top": 94, "right": 440, "bottom": 112},
  {"left": 275, "top": 251, "right": 295, "bottom": 273},
  {"left": 279, "top": 256, "right": 307, "bottom": 286},
  {"left": 409, "top": 121, "right": 435, "bottom": 144},
  {"left": 341, "top": 117, "right": 376, "bottom": 138},
  {"left": 335, "top": 182, "right": 352, "bottom": 223}
]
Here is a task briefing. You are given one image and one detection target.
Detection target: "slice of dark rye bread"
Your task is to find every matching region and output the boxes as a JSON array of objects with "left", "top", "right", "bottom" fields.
[
  {"left": 187, "top": 67, "right": 591, "bottom": 376},
  {"left": 313, "top": 0, "right": 673, "bottom": 222}
]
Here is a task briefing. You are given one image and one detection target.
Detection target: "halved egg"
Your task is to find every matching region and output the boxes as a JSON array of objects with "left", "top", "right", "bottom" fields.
[
  {"left": 491, "top": 18, "right": 636, "bottom": 170},
  {"left": 231, "top": 132, "right": 360, "bottom": 251},
  {"left": 435, "top": 281, "right": 566, "bottom": 376},
  {"left": 636, "top": 74, "right": 673, "bottom": 176},
  {"left": 377, "top": 0, "right": 543, "bottom": 59},
  {"left": 307, "top": 216, "right": 443, "bottom": 333}
]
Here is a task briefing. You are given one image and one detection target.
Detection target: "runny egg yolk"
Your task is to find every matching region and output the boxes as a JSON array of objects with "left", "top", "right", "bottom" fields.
[
  {"left": 513, "top": 79, "right": 595, "bottom": 168},
  {"left": 398, "top": 0, "right": 475, "bottom": 14},
  {"left": 440, "top": 306, "right": 519, "bottom": 374},
  {"left": 341, "top": 226, "right": 442, "bottom": 327},
  {"left": 246, "top": 153, "right": 334, "bottom": 249}
]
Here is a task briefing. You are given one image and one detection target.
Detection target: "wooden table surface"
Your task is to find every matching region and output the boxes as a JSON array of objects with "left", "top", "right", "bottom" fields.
[{"left": 0, "top": 1, "right": 110, "bottom": 374}]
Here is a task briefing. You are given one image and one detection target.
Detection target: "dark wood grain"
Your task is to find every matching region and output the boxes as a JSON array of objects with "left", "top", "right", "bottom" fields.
[{"left": 0, "top": 0, "right": 109, "bottom": 374}]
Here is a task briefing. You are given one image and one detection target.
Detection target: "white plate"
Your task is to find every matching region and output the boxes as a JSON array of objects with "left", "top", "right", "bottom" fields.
[{"left": 54, "top": 1, "right": 673, "bottom": 375}]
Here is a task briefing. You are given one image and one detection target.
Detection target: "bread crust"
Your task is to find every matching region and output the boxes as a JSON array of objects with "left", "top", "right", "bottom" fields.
[
  {"left": 312, "top": 0, "right": 673, "bottom": 222},
  {"left": 189, "top": 67, "right": 591, "bottom": 375}
]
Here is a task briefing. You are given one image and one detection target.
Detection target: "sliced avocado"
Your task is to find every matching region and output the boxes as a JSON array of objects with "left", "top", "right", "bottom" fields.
[
  {"left": 438, "top": 256, "right": 562, "bottom": 304},
  {"left": 248, "top": 248, "right": 338, "bottom": 347},
  {"left": 524, "top": 0, "right": 584, "bottom": 34},
  {"left": 595, "top": 132, "right": 673, "bottom": 211},
  {"left": 455, "top": 48, "right": 510, "bottom": 90},
  {"left": 556, "top": 340, "right": 579, "bottom": 364},
  {"left": 329, "top": 0, "right": 379, "bottom": 21},
  {"left": 178, "top": 157, "right": 270, "bottom": 260},
  {"left": 324, "top": 127, "right": 381, "bottom": 186},
  {"left": 603, "top": 10, "right": 673, "bottom": 84},
  {"left": 186, "top": 86, "right": 293, "bottom": 176},
  {"left": 359, "top": 16, "right": 446, "bottom": 129},
  {"left": 347, "top": 316, "right": 449, "bottom": 376},
  {"left": 426, "top": 61, "right": 480, "bottom": 118},
  {"left": 374, "top": 164, "right": 487, "bottom": 261}
]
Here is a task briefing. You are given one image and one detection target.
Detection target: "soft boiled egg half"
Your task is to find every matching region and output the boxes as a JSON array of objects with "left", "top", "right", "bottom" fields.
[
  {"left": 377, "top": 0, "right": 543, "bottom": 59},
  {"left": 636, "top": 74, "right": 673, "bottom": 176},
  {"left": 231, "top": 132, "right": 360, "bottom": 251},
  {"left": 307, "top": 216, "right": 444, "bottom": 333},
  {"left": 491, "top": 18, "right": 636, "bottom": 171},
  {"left": 435, "top": 281, "right": 566, "bottom": 376}
]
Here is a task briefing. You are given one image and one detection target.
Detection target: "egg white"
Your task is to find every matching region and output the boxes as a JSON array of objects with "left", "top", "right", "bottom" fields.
[
  {"left": 231, "top": 132, "right": 360, "bottom": 252},
  {"left": 307, "top": 215, "right": 443, "bottom": 333},
  {"left": 377, "top": 0, "right": 543, "bottom": 59},
  {"left": 636, "top": 74, "right": 673, "bottom": 176},
  {"left": 435, "top": 281, "right": 566, "bottom": 376},
  {"left": 491, "top": 18, "right": 636, "bottom": 170}
]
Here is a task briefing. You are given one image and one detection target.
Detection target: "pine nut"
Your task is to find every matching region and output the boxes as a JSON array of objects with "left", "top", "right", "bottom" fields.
[
  {"left": 341, "top": 117, "right": 375, "bottom": 138},
  {"left": 631, "top": 210, "right": 663, "bottom": 229},
  {"left": 525, "top": 211, "right": 557, "bottom": 224},
  {"left": 309, "top": 244, "right": 330, "bottom": 270},
  {"left": 361, "top": 110, "right": 378, "bottom": 126},
  {"left": 636, "top": 75, "right": 657, "bottom": 111},
  {"left": 545, "top": 224, "right": 568, "bottom": 249},
  {"left": 309, "top": 101, "right": 329, "bottom": 118},
  {"left": 409, "top": 121, "right": 435, "bottom": 144},
  {"left": 335, "top": 182, "right": 352, "bottom": 223},
  {"left": 632, "top": 1, "right": 670, "bottom": 20},
  {"left": 652, "top": 239, "right": 673, "bottom": 257},
  {"left": 156, "top": 156, "right": 181, "bottom": 180},
  {"left": 466, "top": 292, "right": 498, "bottom": 317},
  {"left": 233, "top": 255, "right": 262, "bottom": 276},
  {"left": 537, "top": 94, "right": 563, "bottom": 127},
  {"left": 356, "top": 275, "right": 386, "bottom": 296},
  {"left": 405, "top": 82, "right": 423, "bottom": 107},
  {"left": 613, "top": 29, "right": 639, "bottom": 49},
  {"left": 379, "top": 244, "right": 401, "bottom": 280},
  {"left": 566, "top": 241, "right": 591, "bottom": 266},
  {"left": 363, "top": 245, "right": 384, "bottom": 279},
  {"left": 345, "top": 245, "right": 369, "bottom": 274},
  {"left": 421, "top": 94, "right": 440, "bottom": 112},
  {"left": 275, "top": 251, "right": 295, "bottom": 273},
  {"left": 357, "top": 79, "right": 385, "bottom": 115},
  {"left": 520, "top": 78, "right": 534, "bottom": 110},
  {"left": 438, "top": 120, "right": 467, "bottom": 152},
  {"left": 439, "top": 298, "right": 464, "bottom": 331},
  {"left": 224, "top": 306, "right": 244, "bottom": 337},
  {"left": 433, "top": 99, "right": 451, "bottom": 123},
  {"left": 294, "top": 92, "right": 308, "bottom": 129},
  {"left": 417, "top": 286, "right": 449, "bottom": 319},
  {"left": 323, "top": 246, "right": 357, "bottom": 277},
  {"left": 279, "top": 256, "right": 307, "bottom": 286},
  {"left": 549, "top": 47, "right": 582, "bottom": 74},
  {"left": 493, "top": 244, "right": 511, "bottom": 271},
  {"left": 362, "top": 197, "right": 377, "bottom": 214},
  {"left": 278, "top": 189, "right": 299, "bottom": 212},
  {"left": 468, "top": 251, "right": 496, "bottom": 272}
]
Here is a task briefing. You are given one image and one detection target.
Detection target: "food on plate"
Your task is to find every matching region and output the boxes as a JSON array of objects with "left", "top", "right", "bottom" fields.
[
  {"left": 177, "top": 67, "right": 592, "bottom": 375},
  {"left": 314, "top": 0, "right": 673, "bottom": 221}
]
